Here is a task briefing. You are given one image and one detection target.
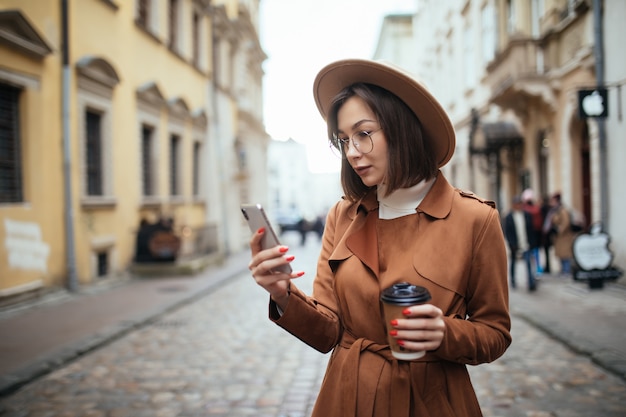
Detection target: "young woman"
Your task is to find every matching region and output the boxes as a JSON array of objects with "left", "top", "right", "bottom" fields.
[{"left": 248, "top": 59, "right": 511, "bottom": 417}]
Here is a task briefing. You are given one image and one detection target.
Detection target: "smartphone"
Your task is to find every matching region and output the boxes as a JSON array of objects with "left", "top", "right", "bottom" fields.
[{"left": 240, "top": 203, "right": 293, "bottom": 274}]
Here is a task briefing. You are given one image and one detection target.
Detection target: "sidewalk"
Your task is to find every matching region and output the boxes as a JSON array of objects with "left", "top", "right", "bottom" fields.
[
  {"left": 1, "top": 247, "right": 625, "bottom": 399},
  {"left": 0, "top": 250, "right": 251, "bottom": 396},
  {"left": 508, "top": 272, "right": 626, "bottom": 382}
]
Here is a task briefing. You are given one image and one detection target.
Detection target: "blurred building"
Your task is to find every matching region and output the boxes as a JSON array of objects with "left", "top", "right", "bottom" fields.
[
  {"left": 375, "top": 0, "right": 626, "bottom": 270},
  {"left": 266, "top": 138, "right": 342, "bottom": 226},
  {"left": 0, "top": 0, "right": 267, "bottom": 299}
]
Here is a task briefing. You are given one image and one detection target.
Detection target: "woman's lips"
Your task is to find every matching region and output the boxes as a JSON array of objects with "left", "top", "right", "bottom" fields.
[{"left": 353, "top": 166, "right": 371, "bottom": 176}]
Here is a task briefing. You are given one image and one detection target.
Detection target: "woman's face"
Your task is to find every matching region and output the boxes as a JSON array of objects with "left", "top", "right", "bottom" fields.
[{"left": 336, "top": 96, "right": 388, "bottom": 187}]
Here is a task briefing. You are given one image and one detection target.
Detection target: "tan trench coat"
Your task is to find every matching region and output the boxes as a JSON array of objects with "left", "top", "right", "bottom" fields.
[
  {"left": 271, "top": 173, "right": 511, "bottom": 417},
  {"left": 550, "top": 205, "right": 578, "bottom": 260}
]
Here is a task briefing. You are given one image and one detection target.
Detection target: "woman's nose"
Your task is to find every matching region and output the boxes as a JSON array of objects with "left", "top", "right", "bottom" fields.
[{"left": 344, "top": 139, "right": 360, "bottom": 158}]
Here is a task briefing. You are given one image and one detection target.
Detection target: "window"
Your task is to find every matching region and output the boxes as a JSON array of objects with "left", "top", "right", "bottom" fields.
[
  {"left": 531, "top": 0, "right": 543, "bottom": 37},
  {"left": 76, "top": 56, "right": 119, "bottom": 205},
  {"left": 192, "top": 11, "right": 200, "bottom": 66},
  {"left": 97, "top": 251, "right": 108, "bottom": 277},
  {"left": 136, "top": 0, "right": 150, "bottom": 27},
  {"left": 169, "top": 134, "right": 180, "bottom": 196},
  {"left": 192, "top": 141, "right": 200, "bottom": 196},
  {"left": 236, "top": 141, "right": 247, "bottom": 171},
  {"left": 168, "top": 0, "right": 179, "bottom": 51},
  {"left": 136, "top": 82, "right": 164, "bottom": 205},
  {"left": 507, "top": 0, "right": 516, "bottom": 34},
  {"left": 0, "top": 83, "right": 22, "bottom": 203},
  {"left": 141, "top": 124, "right": 154, "bottom": 196},
  {"left": 85, "top": 110, "right": 103, "bottom": 196},
  {"left": 481, "top": 4, "right": 496, "bottom": 65}
]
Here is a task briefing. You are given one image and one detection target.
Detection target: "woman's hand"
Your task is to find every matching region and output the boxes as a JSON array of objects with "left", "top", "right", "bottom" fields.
[
  {"left": 248, "top": 228, "right": 304, "bottom": 310},
  {"left": 388, "top": 304, "right": 446, "bottom": 353}
]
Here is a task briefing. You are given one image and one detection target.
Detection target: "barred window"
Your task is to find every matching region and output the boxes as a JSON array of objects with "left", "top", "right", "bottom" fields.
[
  {"left": 0, "top": 83, "right": 23, "bottom": 203},
  {"left": 192, "top": 11, "right": 200, "bottom": 66},
  {"left": 85, "top": 110, "right": 103, "bottom": 196},
  {"left": 168, "top": 0, "right": 179, "bottom": 50},
  {"left": 136, "top": 0, "right": 150, "bottom": 27},
  {"left": 169, "top": 134, "right": 180, "bottom": 196},
  {"left": 192, "top": 141, "right": 200, "bottom": 196},
  {"left": 141, "top": 124, "right": 154, "bottom": 196}
]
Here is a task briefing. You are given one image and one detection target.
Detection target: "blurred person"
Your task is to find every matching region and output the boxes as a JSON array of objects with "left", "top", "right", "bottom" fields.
[
  {"left": 247, "top": 59, "right": 511, "bottom": 417},
  {"left": 539, "top": 195, "right": 553, "bottom": 273},
  {"left": 504, "top": 195, "right": 537, "bottom": 291},
  {"left": 521, "top": 188, "right": 543, "bottom": 275},
  {"left": 543, "top": 192, "right": 577, "bottom": 275}
]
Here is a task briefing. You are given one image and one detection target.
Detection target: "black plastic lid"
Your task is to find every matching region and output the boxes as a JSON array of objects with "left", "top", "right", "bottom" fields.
[{"left": 380, "top": 282, "right": 431, "bottom": 305}]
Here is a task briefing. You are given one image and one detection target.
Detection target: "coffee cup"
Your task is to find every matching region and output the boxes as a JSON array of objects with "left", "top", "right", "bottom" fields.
[{"left": 381, "top": 282, "right": 432, "bottom": 360}]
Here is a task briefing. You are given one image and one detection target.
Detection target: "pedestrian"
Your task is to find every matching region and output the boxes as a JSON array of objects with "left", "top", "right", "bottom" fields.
[
  {"left": 504, "top": 195, "right": 537, "bottom": 291},
  {"left": 543, "top": 192, "right": 578, "bottom": 275},
  {"left": 247, "top": 59, "right": 511, "bottom": 417},
  {"left": 521, "top": 188, "right": 544, "bottom": 275},
  {"left": 540, "top": 195, "right": 553, "bottom": 273}
]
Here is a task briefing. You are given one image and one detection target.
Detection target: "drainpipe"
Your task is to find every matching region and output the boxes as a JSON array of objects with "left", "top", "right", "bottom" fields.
[
  {"left": 61, "top": 0, "right": 78, "bottom": 291},
  {"left": 593, "top": 0, "right": 608, "bottom": 229}
]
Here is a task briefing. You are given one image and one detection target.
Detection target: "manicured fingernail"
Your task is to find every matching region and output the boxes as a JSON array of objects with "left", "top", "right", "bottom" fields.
[
  {"left": 397, "top": 340, "right": 405, "bottom": 346},
  {"left": 402, "top": 308, "right": 411, "bottom": 316},
  {"left": 279, "top": 246, "right": 289, "bottom": 253},
  {"left": 389, "top": 329, "right": 398, "bottom": 336},
  {"left": 296, "top": 271, "right": 305, "bottom": 277},
  {"left": 390, "top": 319, "right": 398, "bottom": 326},
  {"left": 285, "top": 255, "right": 295, "bottom": 261},
  {"left": 257, "top": 227, "right": 265, "bottom": 234}
]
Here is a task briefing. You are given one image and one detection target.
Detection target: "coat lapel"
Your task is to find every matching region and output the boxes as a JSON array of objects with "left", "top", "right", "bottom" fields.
[
  {"left": 328, "top": 191, "right": 380, "bottom": 277},
  {"left": 346, "top": 208, "right": 379, "bottom": 276}
]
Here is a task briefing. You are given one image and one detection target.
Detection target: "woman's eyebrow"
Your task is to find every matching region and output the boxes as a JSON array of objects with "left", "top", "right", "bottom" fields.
[
  {"left": 353, "top": 119, "right": 377, "bottom": 129},
  {"left": 338, "top": 119, "right": 378, "bottom": 133}
]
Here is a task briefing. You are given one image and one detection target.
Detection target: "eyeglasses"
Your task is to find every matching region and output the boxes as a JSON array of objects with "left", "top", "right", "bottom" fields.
[{"left": 330, "top": 128, "right": 382, "bottom": 159}]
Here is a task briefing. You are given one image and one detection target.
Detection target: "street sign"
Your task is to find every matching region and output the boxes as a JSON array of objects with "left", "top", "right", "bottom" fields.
[
  {"left": 572, "top": 222, "right": 623, "bottom": 288},
  {"left": 578, "top": 88, "right": 608, "bottom": 118}
]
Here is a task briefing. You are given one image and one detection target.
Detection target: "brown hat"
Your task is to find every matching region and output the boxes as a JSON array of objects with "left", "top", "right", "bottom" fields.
[{"left": 313, "top": 59, "right": 456, "bottom": 167}]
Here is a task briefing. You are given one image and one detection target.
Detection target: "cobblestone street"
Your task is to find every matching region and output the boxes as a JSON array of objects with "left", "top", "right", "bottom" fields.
[{"left": 1, "top": 237, "right": 626, "bottom": 416}]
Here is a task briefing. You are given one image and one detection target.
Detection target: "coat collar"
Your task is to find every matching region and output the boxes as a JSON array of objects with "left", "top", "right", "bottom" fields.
[
  {"left": 348, "top": 171, "right": 454, "bottom": 220},
  {"left": 415, "top": 171, "right": 454, "bottom": 219},
  {"left": 337, "top": 172, "right": 455, "bottom": 277}
]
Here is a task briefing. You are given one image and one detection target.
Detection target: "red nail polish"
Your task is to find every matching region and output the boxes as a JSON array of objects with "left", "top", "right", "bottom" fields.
[
  {"left": 402, "top": 308, "right": 411, "bottom": 316},
  {"left": 296, "top": 271, "right": 305, "bottom": 277},
  {"left": 390, "top": 319, "right": 398, "bottom": 326},
  {"left": 285, "top": 255, "right": 295, "bottom": 261},
  {"left": 397, "top": 340, "right": 405, "bottom": 346},
  {"left": 257, "top": 227, "right": 266, "bottom": 234},
  {"left": 389, "top": 329, "right": 398, "bottom": 336},
  {"left": 279, "top": 246, "right": 289, "bottom": 253}
]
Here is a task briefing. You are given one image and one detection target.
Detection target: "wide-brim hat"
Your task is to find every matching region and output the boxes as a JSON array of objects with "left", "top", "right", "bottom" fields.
[{"left": 313, "top": 59, "right": 455, "bottom": 167}]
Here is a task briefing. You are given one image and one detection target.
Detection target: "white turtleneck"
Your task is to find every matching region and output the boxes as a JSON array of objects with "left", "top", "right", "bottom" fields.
[{"left": 377, "top": 178, "right": 436, "bottom": 220}]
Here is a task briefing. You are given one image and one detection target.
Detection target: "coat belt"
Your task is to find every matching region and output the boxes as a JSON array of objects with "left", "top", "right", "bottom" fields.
[{"left": 338, "top": 332, "right": 433, "bottom": 417}]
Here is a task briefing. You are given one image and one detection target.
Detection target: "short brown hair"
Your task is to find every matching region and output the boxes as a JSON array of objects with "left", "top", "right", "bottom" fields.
[{"left": 327, "top": 83, "right": 438, "bottom": 202}]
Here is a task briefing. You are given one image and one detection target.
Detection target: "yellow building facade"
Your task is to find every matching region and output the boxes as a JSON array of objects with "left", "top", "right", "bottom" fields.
[{"left": 1, "top": 0, "right": 267, "bottom": 299}]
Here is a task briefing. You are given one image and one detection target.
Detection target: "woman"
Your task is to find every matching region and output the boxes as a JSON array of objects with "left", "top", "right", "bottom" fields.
[
  {"left": 248, "top": 59, "right": 511, "bottom": 417},
  {"left": 544, "top": 192, "right": 578, "bottom": 274}
]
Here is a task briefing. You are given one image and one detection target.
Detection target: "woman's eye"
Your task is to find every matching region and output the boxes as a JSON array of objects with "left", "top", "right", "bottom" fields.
[{"left": 355, "top": 131, "right": 370, "bottom": 139}]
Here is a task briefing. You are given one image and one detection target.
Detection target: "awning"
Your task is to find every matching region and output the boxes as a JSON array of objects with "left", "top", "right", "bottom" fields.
[{"left": 471, "top": 121, "right": 524, "bottom": 154}]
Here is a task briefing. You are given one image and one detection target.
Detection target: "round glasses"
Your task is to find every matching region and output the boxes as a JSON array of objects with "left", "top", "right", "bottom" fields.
[{"left": 329, "top": 128, "right": 382, "bottom": 159}]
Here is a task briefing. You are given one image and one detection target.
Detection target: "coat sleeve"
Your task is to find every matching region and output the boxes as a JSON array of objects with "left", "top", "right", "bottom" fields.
[
  {"left": 268, "top": 202, "right": 344, "bottom": 354},
  {"left": 435, "top": 207, "right": 512, "bottom": 365}
]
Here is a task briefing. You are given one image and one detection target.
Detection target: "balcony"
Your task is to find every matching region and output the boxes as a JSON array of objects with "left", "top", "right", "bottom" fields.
[{"left": 485, "top": 37, "right": 557, "bottom": 114}]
